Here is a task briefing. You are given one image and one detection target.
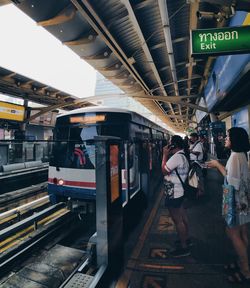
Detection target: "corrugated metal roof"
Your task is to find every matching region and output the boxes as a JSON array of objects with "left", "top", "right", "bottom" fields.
[
  {"left": 3, "top": 0, "right": 248, "bottom": 131},
  {"left": 0, "top": 66, "right": 94, "bottom": 110}
]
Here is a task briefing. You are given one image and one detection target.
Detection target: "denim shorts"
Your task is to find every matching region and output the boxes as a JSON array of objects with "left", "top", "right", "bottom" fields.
[{"left": 165, "top": 196, "right": 184, "bottom": 208}]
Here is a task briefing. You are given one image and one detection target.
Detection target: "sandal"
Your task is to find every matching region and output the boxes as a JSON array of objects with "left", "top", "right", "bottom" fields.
[
  {"left": 224, "top": 260, "right": 239, "bottom": 274},
  {"left": 227, "top": 270, "right": 250, "bottom": 283}
]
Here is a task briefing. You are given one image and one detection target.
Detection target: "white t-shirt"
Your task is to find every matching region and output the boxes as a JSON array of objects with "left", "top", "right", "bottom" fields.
[
  {"left": 190, "top": 141, "right": 203, "bottom": 161},
  {"left": 164, "top": 150, "right": 189, "bottom": 198}
]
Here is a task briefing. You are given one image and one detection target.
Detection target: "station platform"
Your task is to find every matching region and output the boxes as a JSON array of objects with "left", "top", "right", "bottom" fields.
[{"left": 115, "top": 168, "right": 250, "bottom": 288}]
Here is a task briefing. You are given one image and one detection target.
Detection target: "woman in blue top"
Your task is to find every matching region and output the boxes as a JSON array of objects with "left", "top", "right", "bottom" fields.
[{"left": 207, "top": 127, "right": 250, "bottom": 283}]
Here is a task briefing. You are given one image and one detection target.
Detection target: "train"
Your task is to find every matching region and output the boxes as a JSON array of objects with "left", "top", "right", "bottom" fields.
[{"left": 48, "top": 107, "right": 171, "bottom": 213}]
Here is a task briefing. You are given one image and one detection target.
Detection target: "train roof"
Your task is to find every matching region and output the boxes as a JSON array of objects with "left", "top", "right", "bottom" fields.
[
  {"left": 57, "top": 106, "right": 168, "bottom": 133},
  {"left": 57, "top": 106, "right": 133, "bottom": 117}
]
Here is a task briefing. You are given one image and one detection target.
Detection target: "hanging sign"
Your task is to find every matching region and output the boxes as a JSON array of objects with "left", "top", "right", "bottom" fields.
[
  {"left": 191, "top": 25, "right": 250, "bottom": 56},
  {"left": 0, "top": 101, "right": 25, "bottom": 121}
]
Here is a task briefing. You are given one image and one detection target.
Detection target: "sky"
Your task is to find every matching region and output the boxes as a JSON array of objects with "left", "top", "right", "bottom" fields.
[{"left": 0, "top": 4, "right": 96, "bottom": 100}]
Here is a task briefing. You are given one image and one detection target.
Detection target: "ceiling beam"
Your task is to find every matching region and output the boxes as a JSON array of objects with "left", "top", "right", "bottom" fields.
[
  {"left": 158, "top": 0, "right": 180, "bottom": 107},
  {"left": 83, "top": 48, "right": 112, "bottom": 60},
  {"left": 37, "top": 5, "right": 76, "bottom": 27},
  {"left": 0, "top": 0, "right": 10, "bottom": 6},
  {"left": 151, "top": 75, "right": 202, "bottom": 93},
  {"left": 2, "top": 73, "right": 16, "bottom": 80},
  {"left": 122, "top": 1, "right": 172, "bottom": 97},
  {"left": 63, "top": 33, "right": 97, "bottom": 46},
  {"left": 186, "top": 0, "right": 199, "bottom": 115},
  {"left": 134, "top": 0, "right": 156, "bottom": 10},
  {"left": 71, "top": 0, "right": 149, "bottom": 94},
  {"left": 132, "top": 94, "right": 208, "bottom": 112}
]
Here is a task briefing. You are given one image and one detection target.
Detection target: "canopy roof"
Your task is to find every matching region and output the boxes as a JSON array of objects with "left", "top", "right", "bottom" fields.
[{"left": 1, "top": 0, "right": 250, "bottom": 131}]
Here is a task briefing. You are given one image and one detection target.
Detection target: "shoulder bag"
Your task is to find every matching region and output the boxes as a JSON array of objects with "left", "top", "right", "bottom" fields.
[
  {"left": 175, "top": 168, "right": 197, "bottom": 200},
  {"left": 222, "top": 177, "right": 236, "bottom": 227},
  {"left": 163, "top": 178, "right": 174, "bottom": 199}
]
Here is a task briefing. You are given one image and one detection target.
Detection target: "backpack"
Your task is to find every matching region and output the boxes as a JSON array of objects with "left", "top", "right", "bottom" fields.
[
  {"left": 190, "top": 141, "right": 205, "bottom": 162},
  {"left": 175, "top": 154, "right": 199, "bottom": 200}
]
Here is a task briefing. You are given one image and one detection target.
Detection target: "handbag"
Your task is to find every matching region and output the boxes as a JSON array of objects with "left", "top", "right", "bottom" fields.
[
  {"left": 222, "top": 177, "right": 236, "bottom": 227},
  {"left": 163, "top": 178, "right": 174, "bottom": 199}
]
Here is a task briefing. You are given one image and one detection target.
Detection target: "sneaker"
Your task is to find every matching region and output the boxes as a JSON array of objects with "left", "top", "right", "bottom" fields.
[
  {"left": 170, "top": 247, "right": 191, "bottom": 258},
  {"left": 174, "top": 238, "right": 193, "bottom": 248}
]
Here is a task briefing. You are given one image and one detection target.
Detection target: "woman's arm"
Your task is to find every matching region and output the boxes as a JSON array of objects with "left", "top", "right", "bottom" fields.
[
  {"left": 161, "top": 146, "right": 171, "bottom": 175},
  {"left": 206, "top": 159, "right": 226, "bottom": 176}
]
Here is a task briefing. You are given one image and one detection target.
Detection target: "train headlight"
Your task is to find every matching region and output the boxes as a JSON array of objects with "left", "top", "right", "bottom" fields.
[{"left": 58, "top": 179, "right": 64, "bottom": 185}]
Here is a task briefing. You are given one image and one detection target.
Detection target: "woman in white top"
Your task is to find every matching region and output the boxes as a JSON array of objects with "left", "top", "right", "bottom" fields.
[
  {"left": 207, "top": 127, "right": 250, "bottom": 283},
  {"left": 162, "top": 135, "right": 190, "bottom": 257}
]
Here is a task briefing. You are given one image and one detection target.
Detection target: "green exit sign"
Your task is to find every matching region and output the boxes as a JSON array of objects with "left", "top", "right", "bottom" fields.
[{"left": 191, "top": 25, "right": 250, "bottom": 56}]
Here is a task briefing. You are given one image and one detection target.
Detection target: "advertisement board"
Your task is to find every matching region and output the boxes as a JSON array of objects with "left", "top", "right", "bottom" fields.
[
  {"left": 209, "top": 121, "right": 226, "bottom": 137},
  {"left": 0, "top": 101, "right": 25, "bottom": 122},
  {"left": 110, "top": 145, "right": 119, "bottom": 203},
  {"left": 231, "top": 107, "right": 249, "bottom": 134},
  {"left": 203, "top": 12, "right": 250, "bottom": 112},
  {"left": 29, "top": 111, "right": 57, "bottom": 126}
]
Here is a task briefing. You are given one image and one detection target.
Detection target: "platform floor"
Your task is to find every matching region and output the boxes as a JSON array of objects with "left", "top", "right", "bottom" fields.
[{"left": 116, "top": 168, "right": 250, "bottom": 288}]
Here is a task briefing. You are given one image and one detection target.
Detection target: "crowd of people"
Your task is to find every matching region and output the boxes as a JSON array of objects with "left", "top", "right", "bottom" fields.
[{"left": 161, "top": 128, "right": 250, "bottom": 283}]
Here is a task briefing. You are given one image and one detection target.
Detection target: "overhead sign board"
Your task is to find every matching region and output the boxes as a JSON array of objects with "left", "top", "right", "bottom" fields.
[
  {"left": 191, "top": 25, "right": 250, "bottom": 56},
  {"left": 29, "top": 110, "right": 57, "bottom": 126},
  {"left": 0, "top": 101, "right": 25, "bottom": 122}
]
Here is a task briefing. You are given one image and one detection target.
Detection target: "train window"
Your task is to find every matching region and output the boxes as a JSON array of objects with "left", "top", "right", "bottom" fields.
[
  {"left": 79, "top": 124, "right": 128, "bottom": 141},
  {"left": 130, "top": 123, "right": 150, "bottom": 140},
  {"left": 50, "top": 140, "right": 95, "bottom": 169},
  {"left": 80, "top": 126, "right": 98, "bottom": 141},
  {"left": 98, "top": 124, "right": 128, "bottom": 139},
  {"left": 49, "top": 141, "right": 68, "bottom": 167},
  {"left": 53, "top": 127, "right": 70, "bottom": 141}
]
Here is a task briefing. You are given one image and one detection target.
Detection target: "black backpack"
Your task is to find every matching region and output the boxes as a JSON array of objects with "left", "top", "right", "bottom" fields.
[{"left": 175, "top": 154, "right": 199, "bottom": 200}]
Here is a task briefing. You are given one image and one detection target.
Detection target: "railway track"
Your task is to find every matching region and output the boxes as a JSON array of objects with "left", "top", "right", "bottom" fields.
[
  {"left": 0, "top": 195, "right": 51, "bottom": 230},
  {"left": 0, "top": 203, "right": 74, "bottom": 271},
  {"left": 0, "top": 197, "right": 96, "bottom": 288},
  {"left": 0, "top": 182, "right": 48, "bottom": 213}
]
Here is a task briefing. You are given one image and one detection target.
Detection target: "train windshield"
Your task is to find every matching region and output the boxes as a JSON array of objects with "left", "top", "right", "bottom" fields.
[{"left": 50, "top": 123, "right": 127, "bottom": 168}]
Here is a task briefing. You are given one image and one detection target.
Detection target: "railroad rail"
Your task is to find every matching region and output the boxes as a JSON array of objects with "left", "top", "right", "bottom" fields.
[{"left": 0, "top": 203, "right": 72, "bottom": 272}]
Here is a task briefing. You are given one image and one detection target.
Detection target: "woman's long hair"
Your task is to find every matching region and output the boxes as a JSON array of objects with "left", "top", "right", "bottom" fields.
[{"left": 228, "top": 127, "right": 250, "bottom": 153}]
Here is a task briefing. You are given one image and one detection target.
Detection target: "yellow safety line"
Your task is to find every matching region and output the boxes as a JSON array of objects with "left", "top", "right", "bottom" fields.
[{"left": 116, "top": 189, "right": 164, "bottom": 288}]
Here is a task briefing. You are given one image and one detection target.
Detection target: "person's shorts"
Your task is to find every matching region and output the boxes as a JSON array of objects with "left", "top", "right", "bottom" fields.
[{"left": 165, "top": 196, "right": 184, "bottom": 208}]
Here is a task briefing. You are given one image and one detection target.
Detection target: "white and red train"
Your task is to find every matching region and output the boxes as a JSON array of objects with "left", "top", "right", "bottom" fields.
[{"left": 48, "top": 107, "right": 170, "bottom": 212}]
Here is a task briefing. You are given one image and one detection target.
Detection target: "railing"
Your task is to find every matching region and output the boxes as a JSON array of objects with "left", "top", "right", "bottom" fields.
[{"left": 0, "top": 140, "right": 53, "bottom": 166}]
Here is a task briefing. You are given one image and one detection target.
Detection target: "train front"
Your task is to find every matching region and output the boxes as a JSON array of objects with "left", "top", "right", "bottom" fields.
[{"left": 48, "top": 112, "right": 101, "bottom": 213}]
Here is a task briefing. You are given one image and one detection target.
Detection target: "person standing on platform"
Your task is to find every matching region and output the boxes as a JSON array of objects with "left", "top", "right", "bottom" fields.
[
  {"left": 199, "top": 135, "right": 209, "bottom": 162},
  {"left": 189, "top": 132, "right": 204, "bottom": 196},
  {"left": 183, "top": 135, "right": 190, "bottom": 162},
  {"left": 161, "top": 135, "right": 190, "bottom": 257},
  {"left": 207, "top": 127, "right": 250, "bottom": 283}
]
